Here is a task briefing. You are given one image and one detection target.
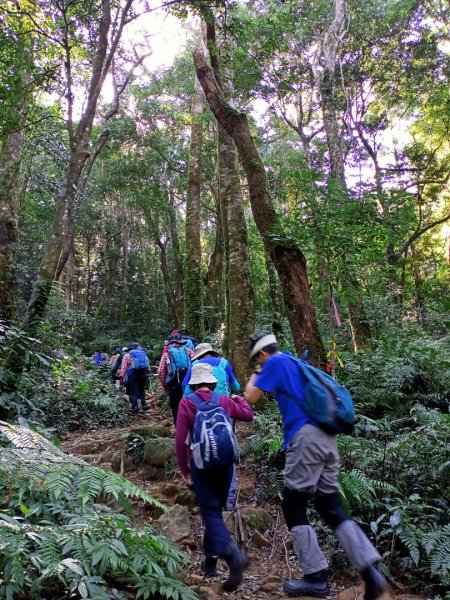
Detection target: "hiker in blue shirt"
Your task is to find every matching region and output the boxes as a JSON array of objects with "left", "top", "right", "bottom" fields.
[
  {"left": 94, "top": 348, "right": 109, "bottom": 369},
  {"left": 245, "top": 330, "right": 387, "bottom": 600},
  {"left": 182, "top": 343, "right": 240, "bottom": 396}
]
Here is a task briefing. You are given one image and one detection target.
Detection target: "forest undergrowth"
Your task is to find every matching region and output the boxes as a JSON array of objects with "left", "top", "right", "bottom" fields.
[{"left": 0, "top": 313, "right": 449, "bottom": 599}]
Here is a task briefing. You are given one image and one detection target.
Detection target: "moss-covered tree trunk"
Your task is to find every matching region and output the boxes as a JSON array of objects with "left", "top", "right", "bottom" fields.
[
  {"left": 193, "top": 49, "right": 325, "bottom": 362},
  {"left": 184, "top": 75, "right": 205, "bottom": 340},
  {"left": 168, "top": 185, "right": 184, "bottom": 323},
  {"left": 206, "top": 208, "right": 224, "bottom": 332},
  {"left": 155, "top": 237, "right": 181, "bottom": 327},
  {"left": 265, "top": 251, "right": 283, "bottom": 338},
  {"left": 218, "top": 118, "right": 255, "bottom": 381},
  {"left": 0, "top": 126, "right": 26, "bottom": 323}
]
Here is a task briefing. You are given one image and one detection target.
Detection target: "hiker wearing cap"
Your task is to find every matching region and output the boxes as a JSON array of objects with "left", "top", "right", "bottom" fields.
[
  {"left": 119, "top": 343, "right": 150, "bottom": 415},
  {"left": 176, "top": 362, "right": 253, "bottom": 591},
  {"left": 157, "top": 332, "right": 194, "bottom": 423},
  {"left": 182, "top": 342, "right": 241, "bottom": 510},
  {"left": 182, "top": 343, "right": 240, "bottom": 396},
  {"left": 244, "top": 331, "right": 387, "bottom": 600}
]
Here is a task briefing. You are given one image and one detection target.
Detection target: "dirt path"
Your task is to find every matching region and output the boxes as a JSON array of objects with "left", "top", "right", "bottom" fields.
[{"left": 62, "top": 393, "right": 410, "bottom": 600}]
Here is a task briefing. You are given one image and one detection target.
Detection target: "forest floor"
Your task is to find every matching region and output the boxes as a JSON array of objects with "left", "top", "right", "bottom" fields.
[{"left": 62, "top": 391, "right": 420, "bottom": 600}]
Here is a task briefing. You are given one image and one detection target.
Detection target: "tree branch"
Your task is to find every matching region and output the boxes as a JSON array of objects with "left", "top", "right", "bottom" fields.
[{"left": 389, "top": 211, "right": 450, "bottom": 264}]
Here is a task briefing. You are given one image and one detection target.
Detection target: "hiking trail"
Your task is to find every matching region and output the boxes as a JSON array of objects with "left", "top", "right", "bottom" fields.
[{"left": 62, "top": 391, "right": 420, "bottom": 600}]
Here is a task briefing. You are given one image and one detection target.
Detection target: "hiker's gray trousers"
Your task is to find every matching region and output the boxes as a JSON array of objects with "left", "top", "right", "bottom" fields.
[
  {"left": 291, "top": 520, "right": 381, "bottom": 574},
  {"left": 285, "top": 424, "right": 381, "bottom": 574}
]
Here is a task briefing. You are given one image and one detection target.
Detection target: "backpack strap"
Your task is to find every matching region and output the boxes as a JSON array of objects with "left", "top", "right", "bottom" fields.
[{"left": 210, "top": 392, "right": 222, "bottom": 406}]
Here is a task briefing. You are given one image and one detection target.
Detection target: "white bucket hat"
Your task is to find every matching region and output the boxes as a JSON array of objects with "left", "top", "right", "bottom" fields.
[
  {"left": 188, "top": 362, "right": 218, "bottom": 385},
  {"left": 191, "top": 342, "right": 219, "bottom": 362}
]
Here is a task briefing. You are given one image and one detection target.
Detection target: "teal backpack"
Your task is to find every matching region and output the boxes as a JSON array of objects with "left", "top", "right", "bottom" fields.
[
  {"left": 287, "top": 354, "right": 355, "bottom": 435},
  {"left": 167, "top": 344, "right": 191, "bottom": 382},
  {"left": 185, "top": 358, "right": 230, "bottom": 396}
]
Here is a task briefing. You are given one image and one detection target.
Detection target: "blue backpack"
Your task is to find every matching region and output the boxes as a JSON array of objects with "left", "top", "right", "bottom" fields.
[
  {"left": 189, "top": 392, "right": 238, "bottom": 469},
  {"left": 287, "top": 355, "right": 355, "bottom": 435},
  {"left": 185, "top": 358, "right": 230, "bottom": 396},
  {"left": 129, "top": 349, "right": 149, "bottom": 371},
  {"left": 167, "top": 344, "right": 191, "bottom": 380}
]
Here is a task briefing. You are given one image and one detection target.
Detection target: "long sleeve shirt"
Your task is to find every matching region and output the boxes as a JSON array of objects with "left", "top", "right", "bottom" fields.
[
  {"left": 175, "top": 388, "right": 254, "bottom": 477},
  {"left": 119, "top": 352, "right": 132, "bottom": 379},
  {"left": 157, "top": 344, "right": 194, "bottom": 393}
]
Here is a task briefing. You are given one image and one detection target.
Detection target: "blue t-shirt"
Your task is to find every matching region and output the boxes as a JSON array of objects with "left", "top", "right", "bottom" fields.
[
  {"left": 182, "top": 356, "right": 240, "bottom": 395},
  {"left": 254, "top": 351, "right": 314, "bottom": 448}
]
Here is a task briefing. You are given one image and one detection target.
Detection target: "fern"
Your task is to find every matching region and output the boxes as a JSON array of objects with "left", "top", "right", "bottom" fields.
[
  {"left": 338, "top": 469, "right": 398, "bottom": 513},
  {"left": 0, "top": 423, "right": 196, "bottom": 600}
]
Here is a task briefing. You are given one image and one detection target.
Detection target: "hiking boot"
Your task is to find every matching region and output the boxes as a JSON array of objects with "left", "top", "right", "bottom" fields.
[
  {"left": 283, "top": 570, "right": 330, "bottom": 598},
  {"left": 142, "top": 404, "right": 150, "bottom": 412},
  {"left": 361, "top": 564, "right": 388, "bottom": 600},
  {"left": 222, "top": 543, "right": 250, "bottom": 592},
  {"left": 200, "top": 555, "right": 217, "bottom": 577}
]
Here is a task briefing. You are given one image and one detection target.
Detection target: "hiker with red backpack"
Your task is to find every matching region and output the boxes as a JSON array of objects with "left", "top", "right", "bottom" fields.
[
  {"left": 175, "top": 362, "right": 253, "bottom": 591},
  {"left": 182, "top": 342, "right": 241, "bottom": 510},
  {"left": 157, "top": 332, "right": 193, "bottom": 424},
  {"left": 244, "top": 330, "right": 387, "bottom": 600},
  {"left": 119, "top": 342, "right": 150, "bottom": 415}
]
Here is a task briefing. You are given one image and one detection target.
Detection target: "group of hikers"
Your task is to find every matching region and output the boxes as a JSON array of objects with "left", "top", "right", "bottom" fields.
[{"left": 97, "top": 329, "right": 388, "bottom": 599}]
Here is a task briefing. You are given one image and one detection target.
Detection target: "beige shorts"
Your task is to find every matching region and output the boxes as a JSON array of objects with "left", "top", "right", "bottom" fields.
[{"left": 283, "top": 423, "right": 339, "bottom": 494}]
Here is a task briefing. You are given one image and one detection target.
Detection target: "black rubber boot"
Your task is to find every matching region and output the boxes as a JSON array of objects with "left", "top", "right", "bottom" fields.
[
  {"left": 222, "top": 543, "right": 250, "bottom": 592},
  {"left": 361, "top": 564, "right": 388, "bottom": 600},
  {"left": 283, "top": 569, "right": 330, "bottom": 598},
  {"left": 200, "top": 555, "right": 218, "bottom": 577}
]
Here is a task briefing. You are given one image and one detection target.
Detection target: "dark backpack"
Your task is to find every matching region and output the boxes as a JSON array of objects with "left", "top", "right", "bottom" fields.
[
  {"left": 287, "top": 354, "right": 355, "bottom": 435},
  {"left": 111, "top": 353, "right": 123, "bottom": 377},
  {"left": 129, "top": 349, "right": 149, "bottom": 371},
  {"left": 189, "top": 392, "right": 238, "bottom": 469}
]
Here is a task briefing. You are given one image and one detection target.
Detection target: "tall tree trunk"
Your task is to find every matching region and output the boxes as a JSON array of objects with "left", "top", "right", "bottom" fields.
[
  {"left": 22, "top": 0, "right": 133, "bottom": 332},
  {"left": 0, "top": 126, "right": 26, "bottom": 323},
  {"left": 155, "top": 237, "right": 181, "bottom": 326},
  {"left": 206, "top": 44, "right": 256, "bottom": 377},
  {"left": 206, "top": 210, "right": 224, "bottom": 332},
  {"left": 217, "top": 118, "right": 255, "bottom": 381},
  {"left": 184, "top": 75, "right": 205, "bottom": 340},
  {"left": 193, "top": 49, "right": 325, "bottom": 362},
  {"left": 410, "top": 244, "right": 426, "bottom": 327},
  {"left": 168, "top": 185, "right": 184, "bottom": 320},
  {"left": 315, "top": 0, "right": 371, "bottom": 352},
  {"left": 0, "top": 51, "right": 30, "bottom": 324}
]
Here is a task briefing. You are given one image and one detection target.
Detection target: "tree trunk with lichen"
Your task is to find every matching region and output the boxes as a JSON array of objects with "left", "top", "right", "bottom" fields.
[
  {"left": 0, "top": 127, "right": 26, "bottom": 323},
  {"left": 206, "top": 210, "right": 224, "bottom": 332},
  {"left": 184, "top": 75, "right": 205, "bottom": 340},
  {"left": 217, "top": 116, "right": 255, "bottom": 382},
  {"left": 193, "top": 49, "right": 325, "bottom": 363},
  {"left": 168, "top": 185, "right": 184, "bottom": 322},
  {"left": 265, "top": 251, "right": 283, "bottom": 338}
]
